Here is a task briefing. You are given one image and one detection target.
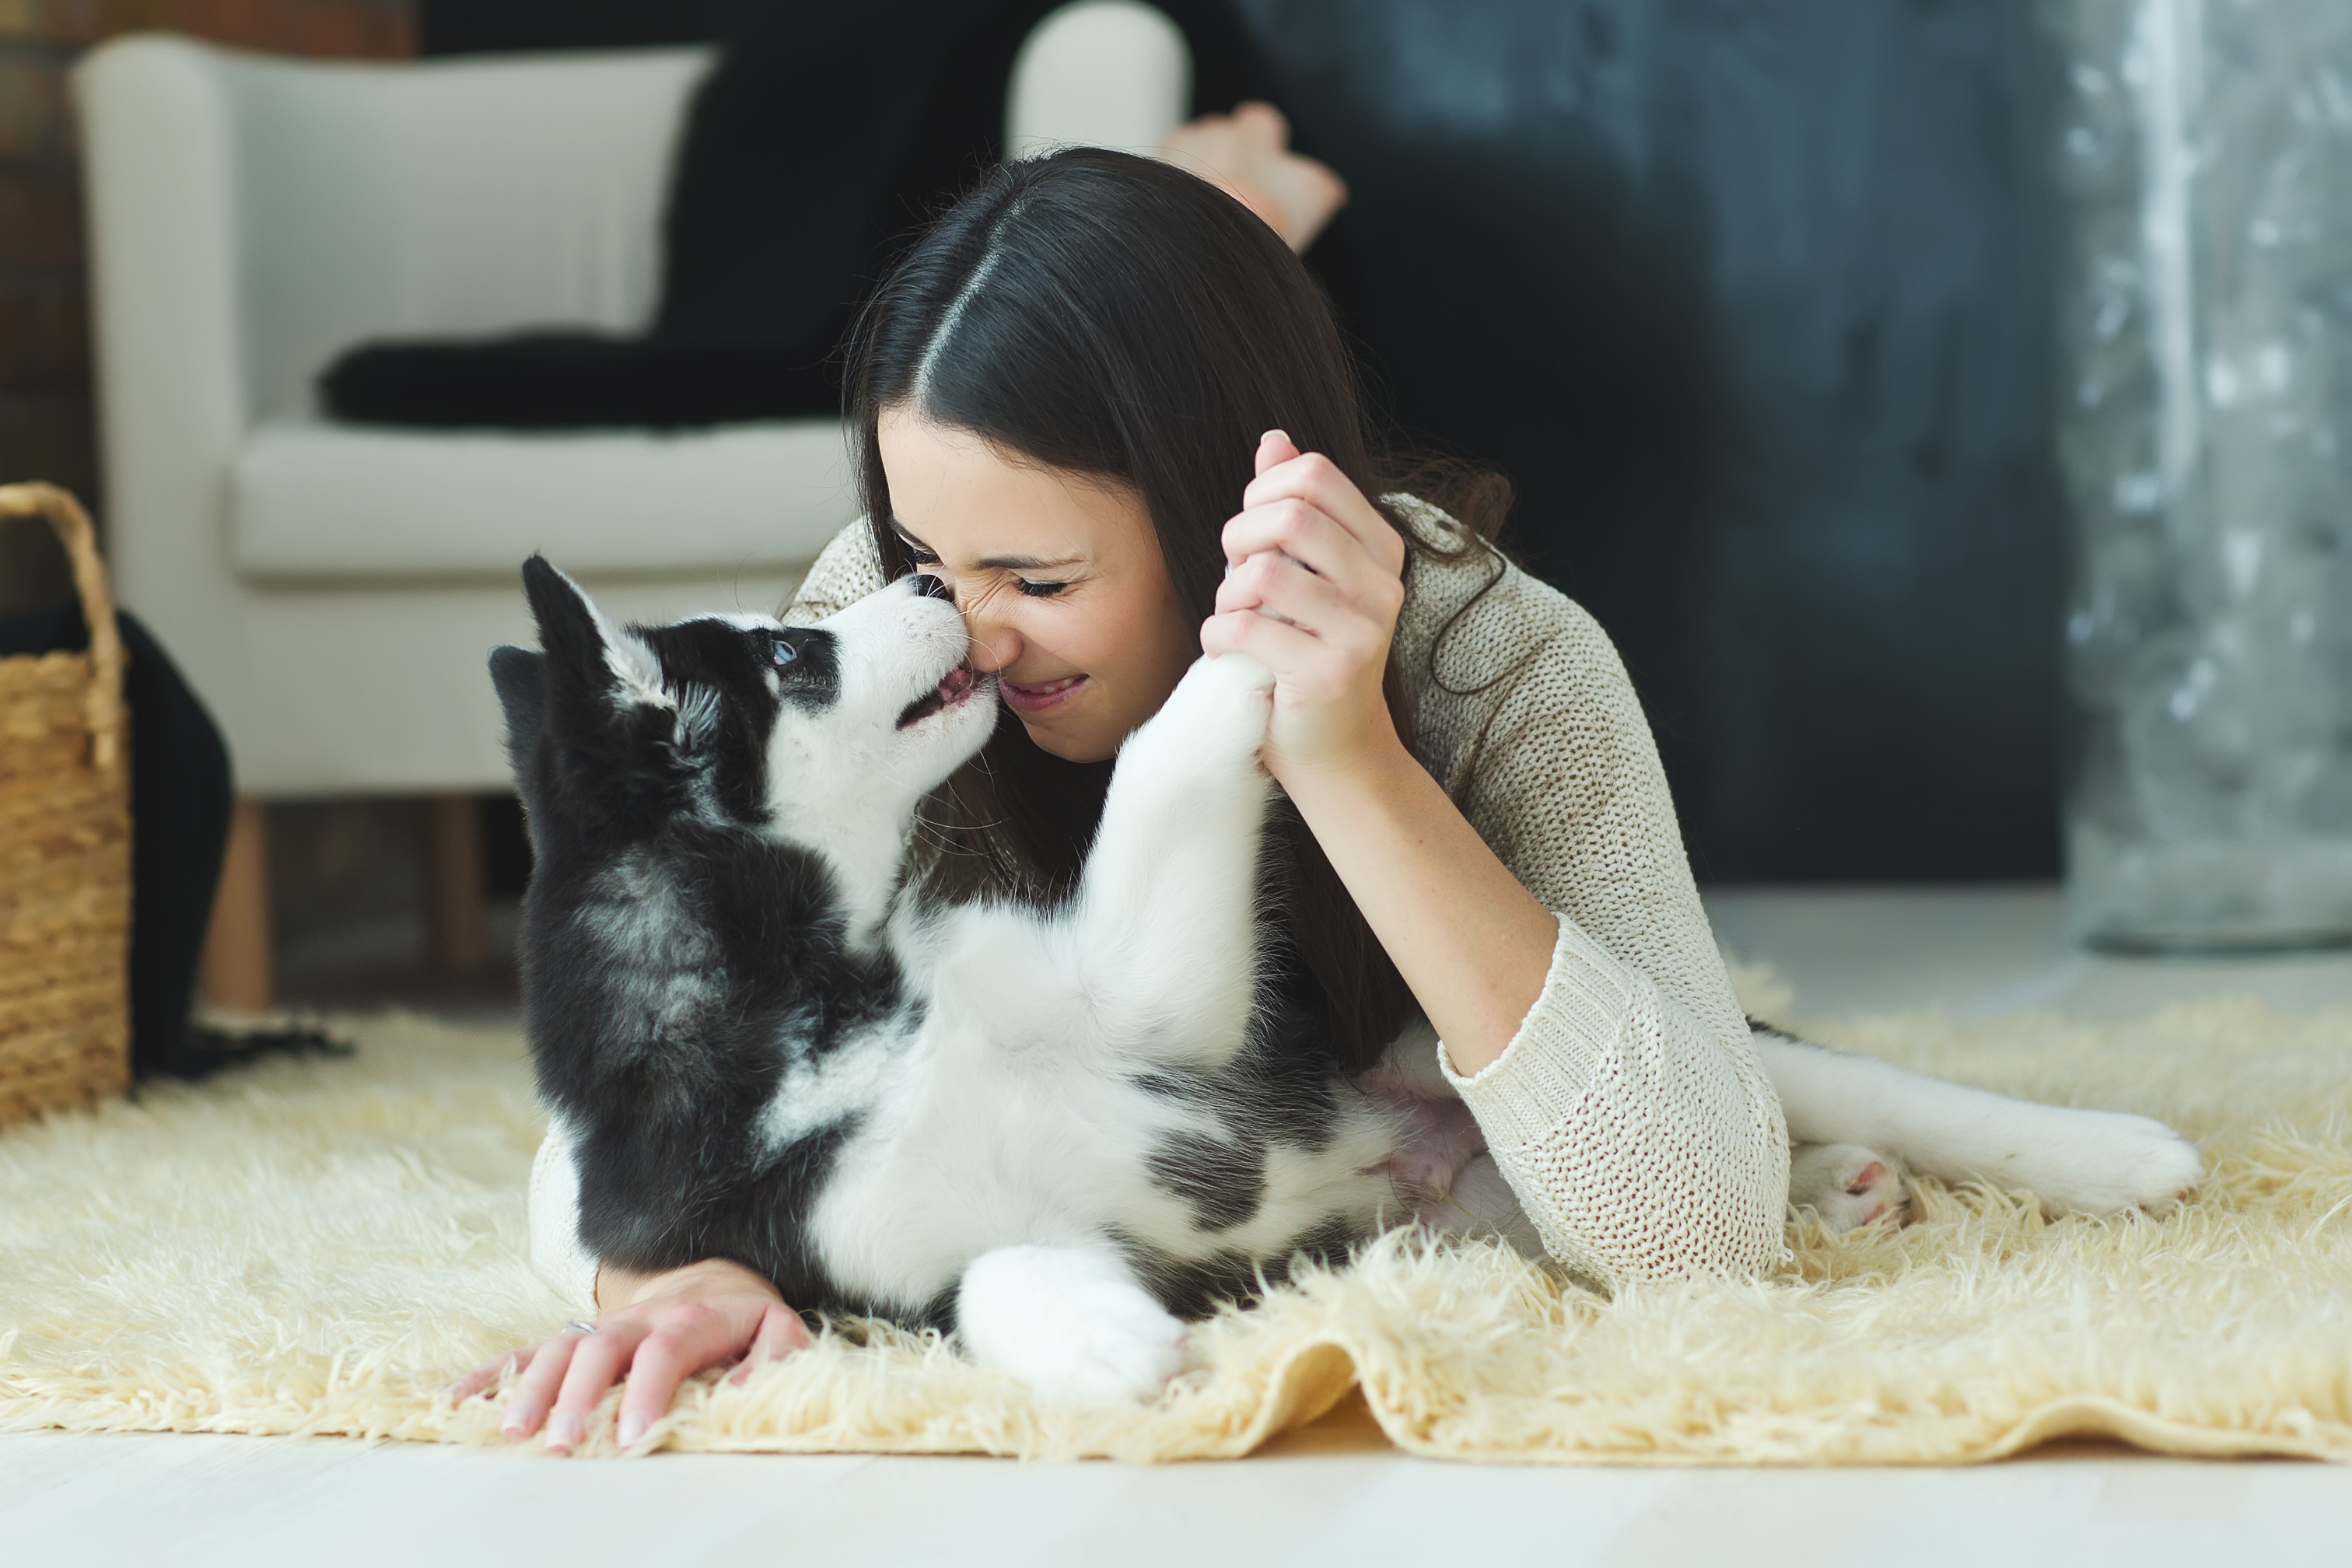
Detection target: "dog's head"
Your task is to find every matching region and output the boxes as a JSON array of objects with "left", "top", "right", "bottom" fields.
[{"left": 492, "top": 557, "right": 995, "bottom": 866}]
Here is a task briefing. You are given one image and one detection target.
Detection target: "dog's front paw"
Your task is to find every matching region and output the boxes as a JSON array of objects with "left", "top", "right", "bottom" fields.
[
  {"left": 957, "top": 1245, "right": 1186, "bottom": 1405},
  {"left": 1789, "top": 1143, "right": 1911, "bottom": 1230},
  {"left": 1139, "top": 653, "right": 1276, "bottom": 769}
]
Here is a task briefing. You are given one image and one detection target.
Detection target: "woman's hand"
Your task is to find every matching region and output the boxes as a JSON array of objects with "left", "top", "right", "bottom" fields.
[
  {"left": 1157, "top": 103, "right": 1348, "bottom": 254},
  {"left": 450, "top": 1257, "right": 811, "bottom": 1454},
  {"left": 1201, "top": 430, "right": 1410, "bottom": 783}
]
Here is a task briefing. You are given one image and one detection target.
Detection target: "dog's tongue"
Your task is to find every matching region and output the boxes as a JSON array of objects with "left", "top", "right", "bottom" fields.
[{"left": 936, "top": 665, "right": 976, "bottom": 704}]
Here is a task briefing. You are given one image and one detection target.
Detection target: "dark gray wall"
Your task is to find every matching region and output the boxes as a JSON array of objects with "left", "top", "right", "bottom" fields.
[
  {"left": 1245, "top": 0, "right": 2066, "bottom": 880},
  {"left": 427, "top": 0, "right": 2070, "bottom": 881}
]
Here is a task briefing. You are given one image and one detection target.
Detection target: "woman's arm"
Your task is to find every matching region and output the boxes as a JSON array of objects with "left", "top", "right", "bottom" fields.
[
  {"left": 1200, "top": 432, "right": 1552, "bottom": 1073},
  {"left": 1202, "top": 434, "right": 1788, "bottom": 1286}
]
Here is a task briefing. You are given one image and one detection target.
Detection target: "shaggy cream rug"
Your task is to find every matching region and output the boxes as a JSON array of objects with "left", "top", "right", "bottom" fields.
[{"left": 5, "top": 984, "right": 2352, "bottom": 1465}]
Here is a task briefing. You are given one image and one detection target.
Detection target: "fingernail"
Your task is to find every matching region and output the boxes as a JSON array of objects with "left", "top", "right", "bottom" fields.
[
  {"left": 618, "top": 1412, "right": 648, "bottom": 1447},
  {"left": 544, "top": 1414, "right": 582, "bottom": 1453},
  {"left": 500, "top": 1404, "right": 533, "bottom": 1440}
]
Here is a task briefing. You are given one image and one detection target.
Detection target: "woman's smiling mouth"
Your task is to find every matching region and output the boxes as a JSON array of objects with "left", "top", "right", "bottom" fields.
[{"left": 1000, "top": 673, "right": 1088, "bottom": 715}]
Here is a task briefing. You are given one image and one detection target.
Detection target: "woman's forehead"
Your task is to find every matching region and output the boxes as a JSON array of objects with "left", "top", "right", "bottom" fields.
[{"left": 878, "top": 409, "right": 1147, "bottom": 561}]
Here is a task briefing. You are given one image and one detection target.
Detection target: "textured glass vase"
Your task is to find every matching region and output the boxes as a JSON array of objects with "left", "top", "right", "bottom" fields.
[{"left": 2050, "top": 0, "right": 2352, "bottom": 950}]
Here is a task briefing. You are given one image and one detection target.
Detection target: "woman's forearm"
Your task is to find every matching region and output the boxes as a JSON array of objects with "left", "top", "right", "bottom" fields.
[{"left": 1277, "top": 734, "right": 1556, "bottom": 1077}]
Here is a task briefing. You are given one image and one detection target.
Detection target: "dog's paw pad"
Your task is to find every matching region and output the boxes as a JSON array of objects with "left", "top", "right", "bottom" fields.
[{"left": 1790, "top": 1143, "right": 1911, "bottom": 1230}]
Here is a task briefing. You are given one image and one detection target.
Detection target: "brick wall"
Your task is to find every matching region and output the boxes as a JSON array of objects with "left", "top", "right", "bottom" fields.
[{"left": 0, "top": 0, "right": 411, "bottom": 614}]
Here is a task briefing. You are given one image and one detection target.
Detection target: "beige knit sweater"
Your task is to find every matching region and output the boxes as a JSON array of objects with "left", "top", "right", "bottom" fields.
[{"left": 527, "top": 504, "right": 1790, "bottom": 1306}]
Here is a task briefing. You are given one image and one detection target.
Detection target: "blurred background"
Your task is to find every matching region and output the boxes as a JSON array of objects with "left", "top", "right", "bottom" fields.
[{"left": 3, "top": 1, "right": 2273, "bottom": 1014}]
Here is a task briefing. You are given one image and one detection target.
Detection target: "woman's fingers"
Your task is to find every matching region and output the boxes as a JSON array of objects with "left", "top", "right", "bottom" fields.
[
  {"left": 450, "top": 1345, "right": 530, "bottom": 1404},
  {"left": 729, "top": 1301, "right": 817, "bottom": 1388},
  {"left": 1219, "top": 536, "right": 1402, "bottom": 653},
  {"left": 1223, "top": 499, "right": 1403, "bottom": 609},
  {"left": 1256, "top": 428, "right": 1301, "bottom": 478},
  {"left": 1240, "top": 440, "right": 1405, "bottom": 575},
  {"left": 479, "top": 1258, "right": 793, "bottom": 1454},
  {"left": 1201, "top": 604, "right": 1328, "bottom": 674},
  {"left": 614, "top": 1318, "right": 726, "bottom": 1449},
  {"left": 499, "top": 1332, "right": 580, "bottom": 1441},
  {"left": 542, "top": 1321, "right": 649, "bottom": 1454},
  {"left": 1219, "top": 545, "right": 1338, "bottom": 625}
]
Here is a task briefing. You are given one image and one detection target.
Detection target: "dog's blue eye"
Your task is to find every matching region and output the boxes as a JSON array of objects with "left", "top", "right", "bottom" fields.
[{"left": 771, "top": 635, "right": 799, "bottom": 669}]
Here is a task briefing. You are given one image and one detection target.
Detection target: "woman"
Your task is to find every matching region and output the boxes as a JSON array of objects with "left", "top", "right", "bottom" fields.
[{"left": 470, "top": 145, "right": 1787, "bottom": 1455}]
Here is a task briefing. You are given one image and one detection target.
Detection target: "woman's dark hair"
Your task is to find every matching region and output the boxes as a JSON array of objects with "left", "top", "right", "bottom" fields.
[{"left": 845, "top": 148, "right": 1507, "bottom": 1075}]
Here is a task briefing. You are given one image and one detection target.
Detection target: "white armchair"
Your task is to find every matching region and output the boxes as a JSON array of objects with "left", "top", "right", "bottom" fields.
[{"left": 72, "top": 3, "right": 1186, "bottom": 1003}]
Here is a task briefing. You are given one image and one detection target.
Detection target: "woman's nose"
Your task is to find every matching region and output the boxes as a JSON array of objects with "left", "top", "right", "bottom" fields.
[{"left": 960, "top": 603, "right": 1020, "bottom": 674}]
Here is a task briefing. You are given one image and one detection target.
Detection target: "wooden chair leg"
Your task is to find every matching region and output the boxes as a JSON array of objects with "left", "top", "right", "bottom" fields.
[
  {"left": 201, "top": 797, "right": 273, "bottom": 1012},
  {"left": 419, "top": 794, "right": 486, "bottom": 976}
]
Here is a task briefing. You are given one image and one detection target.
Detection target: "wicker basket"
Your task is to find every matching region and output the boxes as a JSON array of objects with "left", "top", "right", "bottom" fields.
[{"left": 0, "top": 482, "right": 131, "bottom": 1128}]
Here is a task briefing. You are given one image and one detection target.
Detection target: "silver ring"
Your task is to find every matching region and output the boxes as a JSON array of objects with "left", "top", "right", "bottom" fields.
[{"left": 563, "top": 1318, "right": 597, "bottom": 1336}]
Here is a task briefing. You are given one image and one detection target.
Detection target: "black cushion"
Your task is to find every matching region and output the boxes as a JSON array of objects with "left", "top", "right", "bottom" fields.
[{"left": 320, "top": 332, "right": 841, "bottom": 429}]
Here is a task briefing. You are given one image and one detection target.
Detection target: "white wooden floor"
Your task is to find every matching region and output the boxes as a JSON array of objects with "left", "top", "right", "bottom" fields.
[{"left": 11, "top": 884, "right": 2352, "bottom": 1567}]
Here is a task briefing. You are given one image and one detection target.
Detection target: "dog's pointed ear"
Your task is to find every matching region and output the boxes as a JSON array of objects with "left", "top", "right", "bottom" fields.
[
  {"left": 520, "top": 554, "right": 671, "bottom": 715},
  {"left": 522, "top": 554, "right": 604, "bottom": 669},
  {"left": 489, "top": 645, "right": 544, "bottom": 774}
]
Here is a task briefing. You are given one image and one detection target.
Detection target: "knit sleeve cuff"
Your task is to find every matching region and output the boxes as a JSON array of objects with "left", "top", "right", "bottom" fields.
[
  {"left": 527, "top": 1121, "right": 600, "bottom": 1313},
  {"left": 1435, "top": 912, "right": 1644, "bottom": 1151}
]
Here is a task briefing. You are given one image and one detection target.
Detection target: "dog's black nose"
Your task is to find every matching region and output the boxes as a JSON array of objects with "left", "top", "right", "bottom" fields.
[{"left": 912, "top": 572, "right": 955, "bottom": 601}]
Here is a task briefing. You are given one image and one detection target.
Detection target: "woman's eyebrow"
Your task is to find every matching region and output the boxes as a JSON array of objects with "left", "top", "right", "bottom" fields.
[
  {"left": 893, "top": 523, "right": 1076, "bottom": 572},
  {"left": 975, "top": 551, "right": 1080, "bottom": 571}
]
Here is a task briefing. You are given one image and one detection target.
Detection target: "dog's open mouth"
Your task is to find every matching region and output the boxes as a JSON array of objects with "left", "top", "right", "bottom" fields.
[{"left": 897, "top": 662, "right": 982, "bottom": 728}]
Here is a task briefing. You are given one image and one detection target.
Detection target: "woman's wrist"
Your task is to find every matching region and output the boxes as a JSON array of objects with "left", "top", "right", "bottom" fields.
[
  {"left": 1266, "top": 703, "right": 1414, "bottom": 803},
  {"left": 595, "top": 1257, "right": 778, "bottom": 1313},
  {"left": 1275, "top": 718, "right": 1555, "bottom": 1076}
]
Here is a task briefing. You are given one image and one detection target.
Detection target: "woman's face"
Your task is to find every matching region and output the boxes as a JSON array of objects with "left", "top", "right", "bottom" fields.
[{"left": 877, "top": 408, "right": 1199, "bottom": 764}]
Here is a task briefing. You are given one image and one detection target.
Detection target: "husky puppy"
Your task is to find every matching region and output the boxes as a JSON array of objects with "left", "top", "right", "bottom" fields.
[
  {"left": 495, "top": 558, "right": 2202, "bottom": 1402},
  {"left": 496, "top": 558, "right": 1398, "bottom": 1402}
]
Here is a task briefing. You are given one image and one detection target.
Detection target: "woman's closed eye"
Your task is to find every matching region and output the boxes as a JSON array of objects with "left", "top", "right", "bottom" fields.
[{"left": 1013, "top": 577, "right": 1069, "bottom": 598}]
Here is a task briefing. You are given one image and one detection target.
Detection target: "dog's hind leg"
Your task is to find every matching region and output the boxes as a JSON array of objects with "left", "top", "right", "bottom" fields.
[{"left": 1752, "top": 1024, "right": 2203, "bottom": 1215}]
